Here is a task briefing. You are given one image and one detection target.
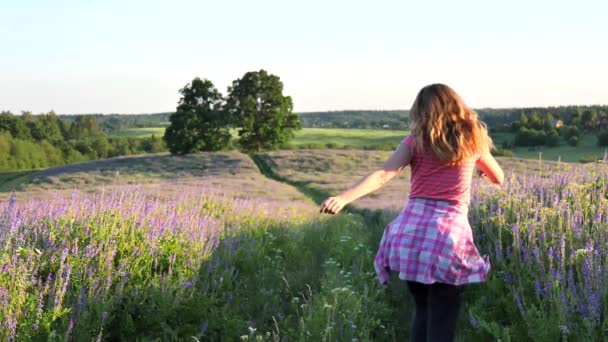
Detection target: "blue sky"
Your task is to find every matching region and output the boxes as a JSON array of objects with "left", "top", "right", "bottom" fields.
[{"left": 1, "top": 0, "right": 606, "bottom": 113}]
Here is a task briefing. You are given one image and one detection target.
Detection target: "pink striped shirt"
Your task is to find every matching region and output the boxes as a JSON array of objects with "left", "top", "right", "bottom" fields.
[{"left": 403, "top": 135, "right": 478, "bottom": 206}]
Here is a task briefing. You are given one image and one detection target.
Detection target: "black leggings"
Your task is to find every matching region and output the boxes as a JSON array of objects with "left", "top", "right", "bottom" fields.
[{"left": 406, "top": 281, "right": 464, "bottom": 342}]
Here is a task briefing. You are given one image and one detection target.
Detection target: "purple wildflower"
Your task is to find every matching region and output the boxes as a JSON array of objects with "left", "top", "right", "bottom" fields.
[
  {"left": 534, "top": 280, "right": 543, "bottom": 297},
  {"left": 513, "top": 291, "right": 524, "bottom": 317},
  {"left": 470, "top": 317, "right": 479, "bottom": 330}
]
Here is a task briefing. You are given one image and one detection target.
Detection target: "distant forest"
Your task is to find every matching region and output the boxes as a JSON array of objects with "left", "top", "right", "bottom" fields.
[
  {"left": 299, "top": 110, "right": 410, "bottom": 129},
  {"left": 0, "top": 111, "right": 166, "bottom": 171},
  {"left": 298, "top": 106, "right": 608, "bottom": 130},
  {"left": 54, "top": 106, "right": 608, "bottom": 133},
  {"left": 58, "top": 113, "right": 172, "bottom": 133},
  {"left": 2, "top": 105, "right": 607, "bottom": 171},
  {"left": 298, "top": 106, "right": 608, "bottom": 148}
]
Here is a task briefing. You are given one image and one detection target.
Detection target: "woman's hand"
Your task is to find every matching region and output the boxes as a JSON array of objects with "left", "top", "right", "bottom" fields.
[{"left": 320, "top": 196, "right": 348, "bottom": 215}]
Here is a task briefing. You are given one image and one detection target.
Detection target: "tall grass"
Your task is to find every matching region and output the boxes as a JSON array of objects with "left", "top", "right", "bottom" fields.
[
  {"left": 0, "top": 188, "right": 406, "bottom": 340},
  {"left": 464, "top": 166, "right": 608, "bottom": 341}
]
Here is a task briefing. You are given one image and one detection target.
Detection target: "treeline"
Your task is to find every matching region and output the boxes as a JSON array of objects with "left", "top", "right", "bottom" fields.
[
  {"left": 296, "top": 106, "right": 608, "bottom": 132},
  {"left": 58, "top": 113, "right": 171, "bottom": 134},
  {"left": 499, "top": 107, "right": 608, "bottom": 147},
  {"left": 298, "top": 110, "right": 410, "bottom": 129},
  {"left": 478, "top": 106, "right": 608, "bottom": 129},
  {"left": 66, "top": 106, "right": 608, "bottom": 137},
  {"left": 0, "top": 111, "right": 166, "bottom": 171}
]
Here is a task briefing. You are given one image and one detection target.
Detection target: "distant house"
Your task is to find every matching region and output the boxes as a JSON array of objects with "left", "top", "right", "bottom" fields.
[
  {"left": 382, "top": 124, "right": 390, "bottom": 129},
  {"left": 552, "top": 119, "right": 564, "bottom": 129}
]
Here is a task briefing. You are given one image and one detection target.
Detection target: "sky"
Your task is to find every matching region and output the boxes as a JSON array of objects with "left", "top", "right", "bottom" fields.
[{"left": 1, "top": 0, "right": 607, "bottom": 114}]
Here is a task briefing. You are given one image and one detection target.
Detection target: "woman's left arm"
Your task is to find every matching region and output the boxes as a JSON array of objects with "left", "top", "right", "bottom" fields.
[{"left": 320, "top": 143, "right": 412, "bottom": 214}]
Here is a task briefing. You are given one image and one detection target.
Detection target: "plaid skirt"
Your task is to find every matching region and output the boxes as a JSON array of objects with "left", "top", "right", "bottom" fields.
[{"left": 374, "top": 198, "right": 490, "bottom": 286}]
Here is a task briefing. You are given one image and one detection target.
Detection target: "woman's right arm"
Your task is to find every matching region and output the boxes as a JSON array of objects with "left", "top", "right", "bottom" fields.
[{"left": 476, "top": 152, "right": 504, "bottom": 185}]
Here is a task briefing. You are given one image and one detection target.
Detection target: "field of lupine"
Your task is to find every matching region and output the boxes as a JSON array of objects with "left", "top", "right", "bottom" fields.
[{"left": 0, "top": 150, "right": 606, "bottom": 341}]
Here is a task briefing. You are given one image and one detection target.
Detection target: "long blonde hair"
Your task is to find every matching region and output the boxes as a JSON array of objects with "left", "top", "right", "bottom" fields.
[{"left": 409, "top": 84, "right": 492, "bottom": 164}]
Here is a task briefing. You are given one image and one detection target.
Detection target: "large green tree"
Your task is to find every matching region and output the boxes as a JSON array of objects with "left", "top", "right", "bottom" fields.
[
  {"left": 226, "top": 70, "right": 301, "bottom": 152},
  {"left": 164, "top": 78, "right": 230, "bottom": 154}
]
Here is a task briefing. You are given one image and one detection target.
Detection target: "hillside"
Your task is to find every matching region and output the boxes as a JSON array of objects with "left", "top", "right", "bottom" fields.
[
  {"left": 0, "top": 152, "right": 316, "bottom": 218},
  {"left": 1, "top": 148, "right": 606, "bottom": 340},
  {"left": 3, "top": 150, "right": 578, "bottom": 208}
]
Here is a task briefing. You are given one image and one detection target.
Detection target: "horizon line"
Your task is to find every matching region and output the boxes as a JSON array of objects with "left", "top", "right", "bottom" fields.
[{"left": 3, "top": 103, "right": 608, "bottom": 116}]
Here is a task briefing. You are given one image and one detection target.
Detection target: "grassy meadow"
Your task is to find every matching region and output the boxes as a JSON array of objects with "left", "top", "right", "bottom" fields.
[
  {"left": 112, "top": 127, "right": 407, "bottom": 150},
  {"left": 1, "top": 147, "right": 607, "bottom": 340},
  {"left": 110, "top": 127, "right": 167, "bottom": 138},
  {"left": 288, "top": 128, "right": 407, "bottom": 150}
]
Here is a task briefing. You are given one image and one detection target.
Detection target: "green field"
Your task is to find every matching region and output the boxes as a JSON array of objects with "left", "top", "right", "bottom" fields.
[
  {"left": 114, "top": 126, "right": 607, "bottom": 162},
  {"left": 115, "top": 127, "right": 408, "bottom": 149},
  {"left": 111, "top": 127, "right": 167, "bottom": 137},
  {"left": 289, "top": 128, "right": 407, "bottom": 149},
  {"left": 492, "top": 132, "right": 607, "bottom": 162}
]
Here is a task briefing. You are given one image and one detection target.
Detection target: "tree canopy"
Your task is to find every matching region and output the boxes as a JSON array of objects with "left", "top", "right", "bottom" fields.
[
  {"left": 164, "top": 78, "right": 231, "bottom": 154},
  {"left": 226, "top": 70, "right": 301, "bottom": 152},
  {"left": 0, "top": 111, "right": 166, "bottom": 171}
]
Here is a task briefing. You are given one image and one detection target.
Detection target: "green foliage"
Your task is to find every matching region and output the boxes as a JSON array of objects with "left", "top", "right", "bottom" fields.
[
  {"left": 562, "top": 125, "right": 580, "bottom": 140},
  {"left": 545, "top": 129, "right": 560, "bottom": 147},
  {"left": 581, "top": 109, "right": 598, "bottom": 130},
  {"left": 491, "top": 147, "right": 514, "bottom": 157},
  {"left": 514, "top": 128, "right": 547, "bottom": 146},
  {"left": 519, "top": 112, "right": 529, "bottom": 126},
  {"left": 164, "top": 78, "right": 231, "bottom": 154},
  {"left": 0, "top": 112, "right": 168, "bottom": 172},
  {"left": 35, "top": 112, "right": 65, "bottom": 143},
  {"left": 597, "top": 130, "right": 608, "bottom": 147},
  {"left": 140, "top": 135, "right": 166, "bottom": 153},
  {"left": 0, "top": 132, "right": 69, "bottom": 170},
  {"left": 568, "top": 135, "right": 579, "bottom": 147},
  {"left": 69, "top": 115, "right": 103, "bottom": 140},
  {"left": 509, "top": 120, "right": 522, "bottom": 133},
  {"left": 227, "top": 70, "right": 302, "bottom": 152},
  {"left": 0, "top": 111, "right": 31, "bottom": 139}
]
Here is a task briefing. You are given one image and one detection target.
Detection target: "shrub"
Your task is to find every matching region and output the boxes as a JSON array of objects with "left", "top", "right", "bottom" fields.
[
  {"left": 514, "top": 128, "right": 547, "bottom": 147},
  {"left": 568, "top": 136, "right": 579, "bottom": 147},
  {"left": 562, "top": 125, "right": 580, "bottom": 140},
  {"left": 597, "top": 130, "right": 608, "bottom": 147},
  {"left": 491, "top": 148, "right": 514, "bottom": 157},
  {"left": 546, "top": 129, "right": 560, "bottom": 147}
]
